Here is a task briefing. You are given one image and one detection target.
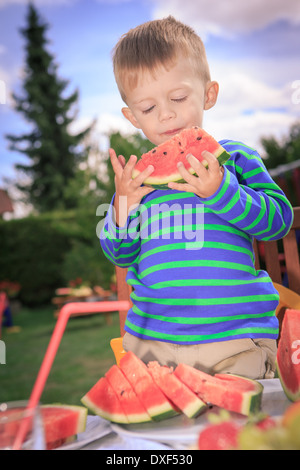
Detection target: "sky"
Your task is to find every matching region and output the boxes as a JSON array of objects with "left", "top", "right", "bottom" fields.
[{"left": 0, "top": 0, "right": 300, "bottom": 214}]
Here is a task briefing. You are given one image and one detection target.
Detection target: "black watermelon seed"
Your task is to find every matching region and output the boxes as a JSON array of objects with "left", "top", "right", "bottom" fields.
[
  {"left": 163, "top": 152, "right": 167, "bottom": 155},
  {"left": 152, "top": 149, "right": 156, "bottom": 153},
  {"left": 180, "top": 151, "right": 184, "bottom": 154},
  {"left": 197, "top": 136, "right": 202, "bottom": 140},
  {"left": 178, "top": 141, "right": 182, "bottom": 146}
]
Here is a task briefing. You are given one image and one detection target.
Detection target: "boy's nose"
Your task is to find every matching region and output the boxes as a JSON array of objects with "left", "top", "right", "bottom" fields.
[{"left": 158, "top": 104, "right": 176, "bottom": 122}]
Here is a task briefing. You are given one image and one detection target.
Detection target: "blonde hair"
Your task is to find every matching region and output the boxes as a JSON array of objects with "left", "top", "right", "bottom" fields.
[{"left": 112, "top": 16, "right": 211, "bottom": 102}]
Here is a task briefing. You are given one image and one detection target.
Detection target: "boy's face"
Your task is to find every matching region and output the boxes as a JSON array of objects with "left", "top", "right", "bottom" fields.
[{"left": 121, "top": 54, "right": 219, "bottom": 146}]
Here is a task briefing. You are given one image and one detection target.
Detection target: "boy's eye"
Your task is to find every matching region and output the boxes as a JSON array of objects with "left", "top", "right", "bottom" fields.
[
  {"left": 172, "top": 96, "right": 187, "bottom": 103},
  {"left": 142, "top": 105, "right": 155, "bottom": 114}
]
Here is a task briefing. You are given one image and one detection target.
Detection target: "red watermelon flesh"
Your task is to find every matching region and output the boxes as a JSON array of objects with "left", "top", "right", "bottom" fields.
[
  {"left": 174, "top": 363, "right": 263, "bottom": 416},
  {"left": 81, "top": 376, "right": 129, "bottom": 424},
  {"left": 105, "top": 365, "right": 151, "bottom": 423},
  {"left": 119, "top": 351, "right": 177, "bottom": 421},
  {"left": 277, "top": 309, "right": 300, "bottom": 402},
  {"left": 132, "top": 127, "right": 230, "bottom": 189},
  {"left": 147, "top": 361, "right": 207, "bottom": 418},
  {"left": 198, "top": 421, "right": 241, "bottom": 450},
  {"left": 0, "top": 405, "right": 87, "bottom": 450},
  {"left": 41, "top": 405, "right": 87, "bottom": 449}
]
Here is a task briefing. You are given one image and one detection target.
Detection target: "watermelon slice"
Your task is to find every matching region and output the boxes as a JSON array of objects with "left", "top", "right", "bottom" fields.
[
  {"left": 198, "top": 421, "right": 241, "bottom": 450},
  {"left": 147, "top": 361, "right": 207, "bottom": 418},
  {"left": 132, "top": 127, "right": 230, "bottom": 189},
  {"left": 174, "top": 364, "right": 263, "bottom": 416},
  {"left": 119, "top": 351, "right": 177, "bottom": 421},
  {"left": 277, "top": 309, "right": 300, "bottom": 402},
  {"left": 105, "top": 365, "right": 151, "bottom": 423},
  {"left": 0, "top": 404, "right": 87, "bottom": 450},
  {"left": 41, "top": 405, "right": 87, "bottom": 449},
  {"left": 81, "top": 376, "right": 129, "bottom": 424}
]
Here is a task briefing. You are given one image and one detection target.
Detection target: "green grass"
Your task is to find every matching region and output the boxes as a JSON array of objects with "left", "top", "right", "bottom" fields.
[{"left": 0, "top": 305, "right": 121, "bottom": 406}]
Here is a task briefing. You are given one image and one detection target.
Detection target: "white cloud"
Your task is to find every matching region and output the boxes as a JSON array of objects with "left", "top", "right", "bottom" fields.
[
  {"left": 201, "top": 69, "right": 299, "bottom": 155},
  {"left": 152, "top": 0, "right": 300, "bottom": 37}
]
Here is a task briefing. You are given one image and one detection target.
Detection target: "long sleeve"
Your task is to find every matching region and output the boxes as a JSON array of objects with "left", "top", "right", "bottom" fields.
[
  {"left": 100, "top": 195, "right": 141, "bottom": 267},
  {"left": 200, "top": 140, "right": 294, "bottom": 241}
]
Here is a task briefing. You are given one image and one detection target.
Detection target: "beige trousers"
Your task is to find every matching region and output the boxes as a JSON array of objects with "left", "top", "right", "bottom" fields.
[{"left": 123, "top": 332, "right": 277, "bottom": 380}]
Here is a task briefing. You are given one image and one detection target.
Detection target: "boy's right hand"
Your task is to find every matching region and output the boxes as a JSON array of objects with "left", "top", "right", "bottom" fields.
[{"left": 109, "top": 148, "right": 155, "bottom": 227}]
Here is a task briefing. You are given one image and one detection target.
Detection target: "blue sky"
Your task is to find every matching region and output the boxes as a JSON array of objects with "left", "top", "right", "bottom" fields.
[{"left": 0, "top": 0, "right": 300, "bottom": 214}]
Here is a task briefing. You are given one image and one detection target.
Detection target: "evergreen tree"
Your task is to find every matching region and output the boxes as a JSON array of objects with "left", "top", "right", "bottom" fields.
[{"left": 6, "top": 3, "right": 93, "bottom": 212}]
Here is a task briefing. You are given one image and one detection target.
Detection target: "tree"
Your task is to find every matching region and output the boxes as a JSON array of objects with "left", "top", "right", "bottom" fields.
[
  {"left": 6, "top": 3, "right": 93, "bottom": 212},
  {"left": 261, "top": 122, "right": 300, "bottom": 170}
]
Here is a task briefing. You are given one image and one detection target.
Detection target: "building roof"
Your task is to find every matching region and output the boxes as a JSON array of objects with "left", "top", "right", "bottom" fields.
[{"left": 0, "top": 189, "right": 14, "bottom": 215}]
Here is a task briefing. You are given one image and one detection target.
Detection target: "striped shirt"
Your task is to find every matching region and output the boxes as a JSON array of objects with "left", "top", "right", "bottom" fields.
[{"left": 100, "top": 140, "right": 294, "bottom": 344}]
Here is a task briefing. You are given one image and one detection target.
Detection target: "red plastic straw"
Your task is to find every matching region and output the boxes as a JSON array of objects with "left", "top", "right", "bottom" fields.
[{"left": 12, "top": 300, "right": 130, "bottom": 450}]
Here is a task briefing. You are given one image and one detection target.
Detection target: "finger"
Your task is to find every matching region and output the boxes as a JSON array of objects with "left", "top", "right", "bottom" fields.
[
  {"left": 186, "top": 154, "right": 208, "bottom": 177},
  {"left": 109, "top": 148, "right": 124, "bottom": 177},
  {"left": 132, "top": 164, "right": 154, "bottom": 187},
  {"left": 139, "top": 186, "right": 156, "bottom": 198},
  {"left": 176, "top": 160, "right": 201, "bottom": 185},
  {"left": 123, "top": 154, "right": 138, "bottom": 178},
  {"left": 168, "top": 180, "right": 195, "bottom": 192},
  {"left": 201, "top": 151, "right": 220, "bottom": 173},
  {"left": 118, "top": 154, "right": 126, "bottom": 168}
]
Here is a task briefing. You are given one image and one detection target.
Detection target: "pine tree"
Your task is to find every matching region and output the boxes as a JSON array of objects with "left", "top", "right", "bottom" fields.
[{"left": 6, "top": 3, "right": 93, "bottom": 212}]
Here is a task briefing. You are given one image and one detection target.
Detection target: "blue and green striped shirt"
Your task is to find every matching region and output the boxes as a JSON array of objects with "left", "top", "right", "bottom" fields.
[{"left": 100, "top": 140, "right": 294, "bottom": 344}]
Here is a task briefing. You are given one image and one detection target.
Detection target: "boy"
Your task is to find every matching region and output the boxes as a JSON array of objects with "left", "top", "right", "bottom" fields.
[{"left": 100, "top": 16, "right": 293, "bottom": 379}]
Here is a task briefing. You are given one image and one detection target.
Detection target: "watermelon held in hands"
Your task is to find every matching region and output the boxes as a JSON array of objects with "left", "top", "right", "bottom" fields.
[
  {"left": 276, "top": 309, "right": 300, "bottom": 402},
  {"left": 174, "top": 363, "right": 263, "bottom": 416},
  {"left": 132, "top": 127, "right": 230, "bottom": 189}
]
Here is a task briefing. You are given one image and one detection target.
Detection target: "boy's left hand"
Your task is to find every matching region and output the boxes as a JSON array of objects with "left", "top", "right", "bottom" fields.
[{"left": 168, "top": 151, "right": 224, "bottom": 198}]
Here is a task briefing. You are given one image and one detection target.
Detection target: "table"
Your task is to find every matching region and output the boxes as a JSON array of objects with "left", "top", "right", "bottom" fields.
[{"left": 55, "top": 378, "right": 292, "bottom": 451}]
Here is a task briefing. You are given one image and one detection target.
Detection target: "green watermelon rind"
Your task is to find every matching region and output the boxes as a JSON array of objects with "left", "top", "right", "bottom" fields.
[
  {"left": 212, "top": 373, "right": 264, "bottom": 416},
  {"left": 105, "top": 366, "right": 152, "bottom": 423},
  {"left": 276, "top": 360, "right": 300, "bottom": 403},
  {"left": 81, "top": 395, "right": 129, "bottom": 424}
]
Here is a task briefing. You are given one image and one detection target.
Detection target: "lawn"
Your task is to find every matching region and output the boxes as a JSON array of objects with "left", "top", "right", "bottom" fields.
[{"left": 0, "top": 304, "right": 121, "bottom": 406}]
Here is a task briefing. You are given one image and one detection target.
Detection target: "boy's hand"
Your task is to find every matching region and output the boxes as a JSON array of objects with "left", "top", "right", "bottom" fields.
[
  {"left": 109, "top": 148, "right": 155, "bottom": 227},
  {"left": 168, "top": 151, "right": 224, "bottom": 198}
]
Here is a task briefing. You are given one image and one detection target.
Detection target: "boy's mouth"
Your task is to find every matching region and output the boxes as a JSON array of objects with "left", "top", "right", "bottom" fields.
[{"left": 162, "top": 128, "right": 183, "bottom": 137}]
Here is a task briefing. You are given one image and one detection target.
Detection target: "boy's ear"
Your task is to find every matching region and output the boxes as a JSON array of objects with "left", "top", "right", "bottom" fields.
[
  {"left": 122, "top": 107, "right": 141, "bottom": 129},
  {"left": 204, "top": 81, "right": 219, "bottom": 110}
]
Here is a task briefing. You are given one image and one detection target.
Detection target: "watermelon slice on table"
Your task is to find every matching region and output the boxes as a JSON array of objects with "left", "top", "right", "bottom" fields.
[
  {"left": 147, "top": 361, "right": 207, "bottom": 419},
  {"left": 0, "top": 404, "right": 87, "bottom": 450},
  {"left": 276, "top": 309, "right": 300, "bottom": 402},
  {"left": 81, "top": 376, "right": 129, "bottom": 424},
  {"left": 41, "top": 405, "right": 87, "bottom": 449},
  {"left": 105, "top": 365, "right": 151, "bottom": 423},
  {"left": 174, "top": 364, "right": 263, "bottom": 416},
  {"left": 132, "top": 127, "right": 230, "bottom": 189},
  {"left": 119, "top": 351, "right": 177, "bottom": 421}
]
